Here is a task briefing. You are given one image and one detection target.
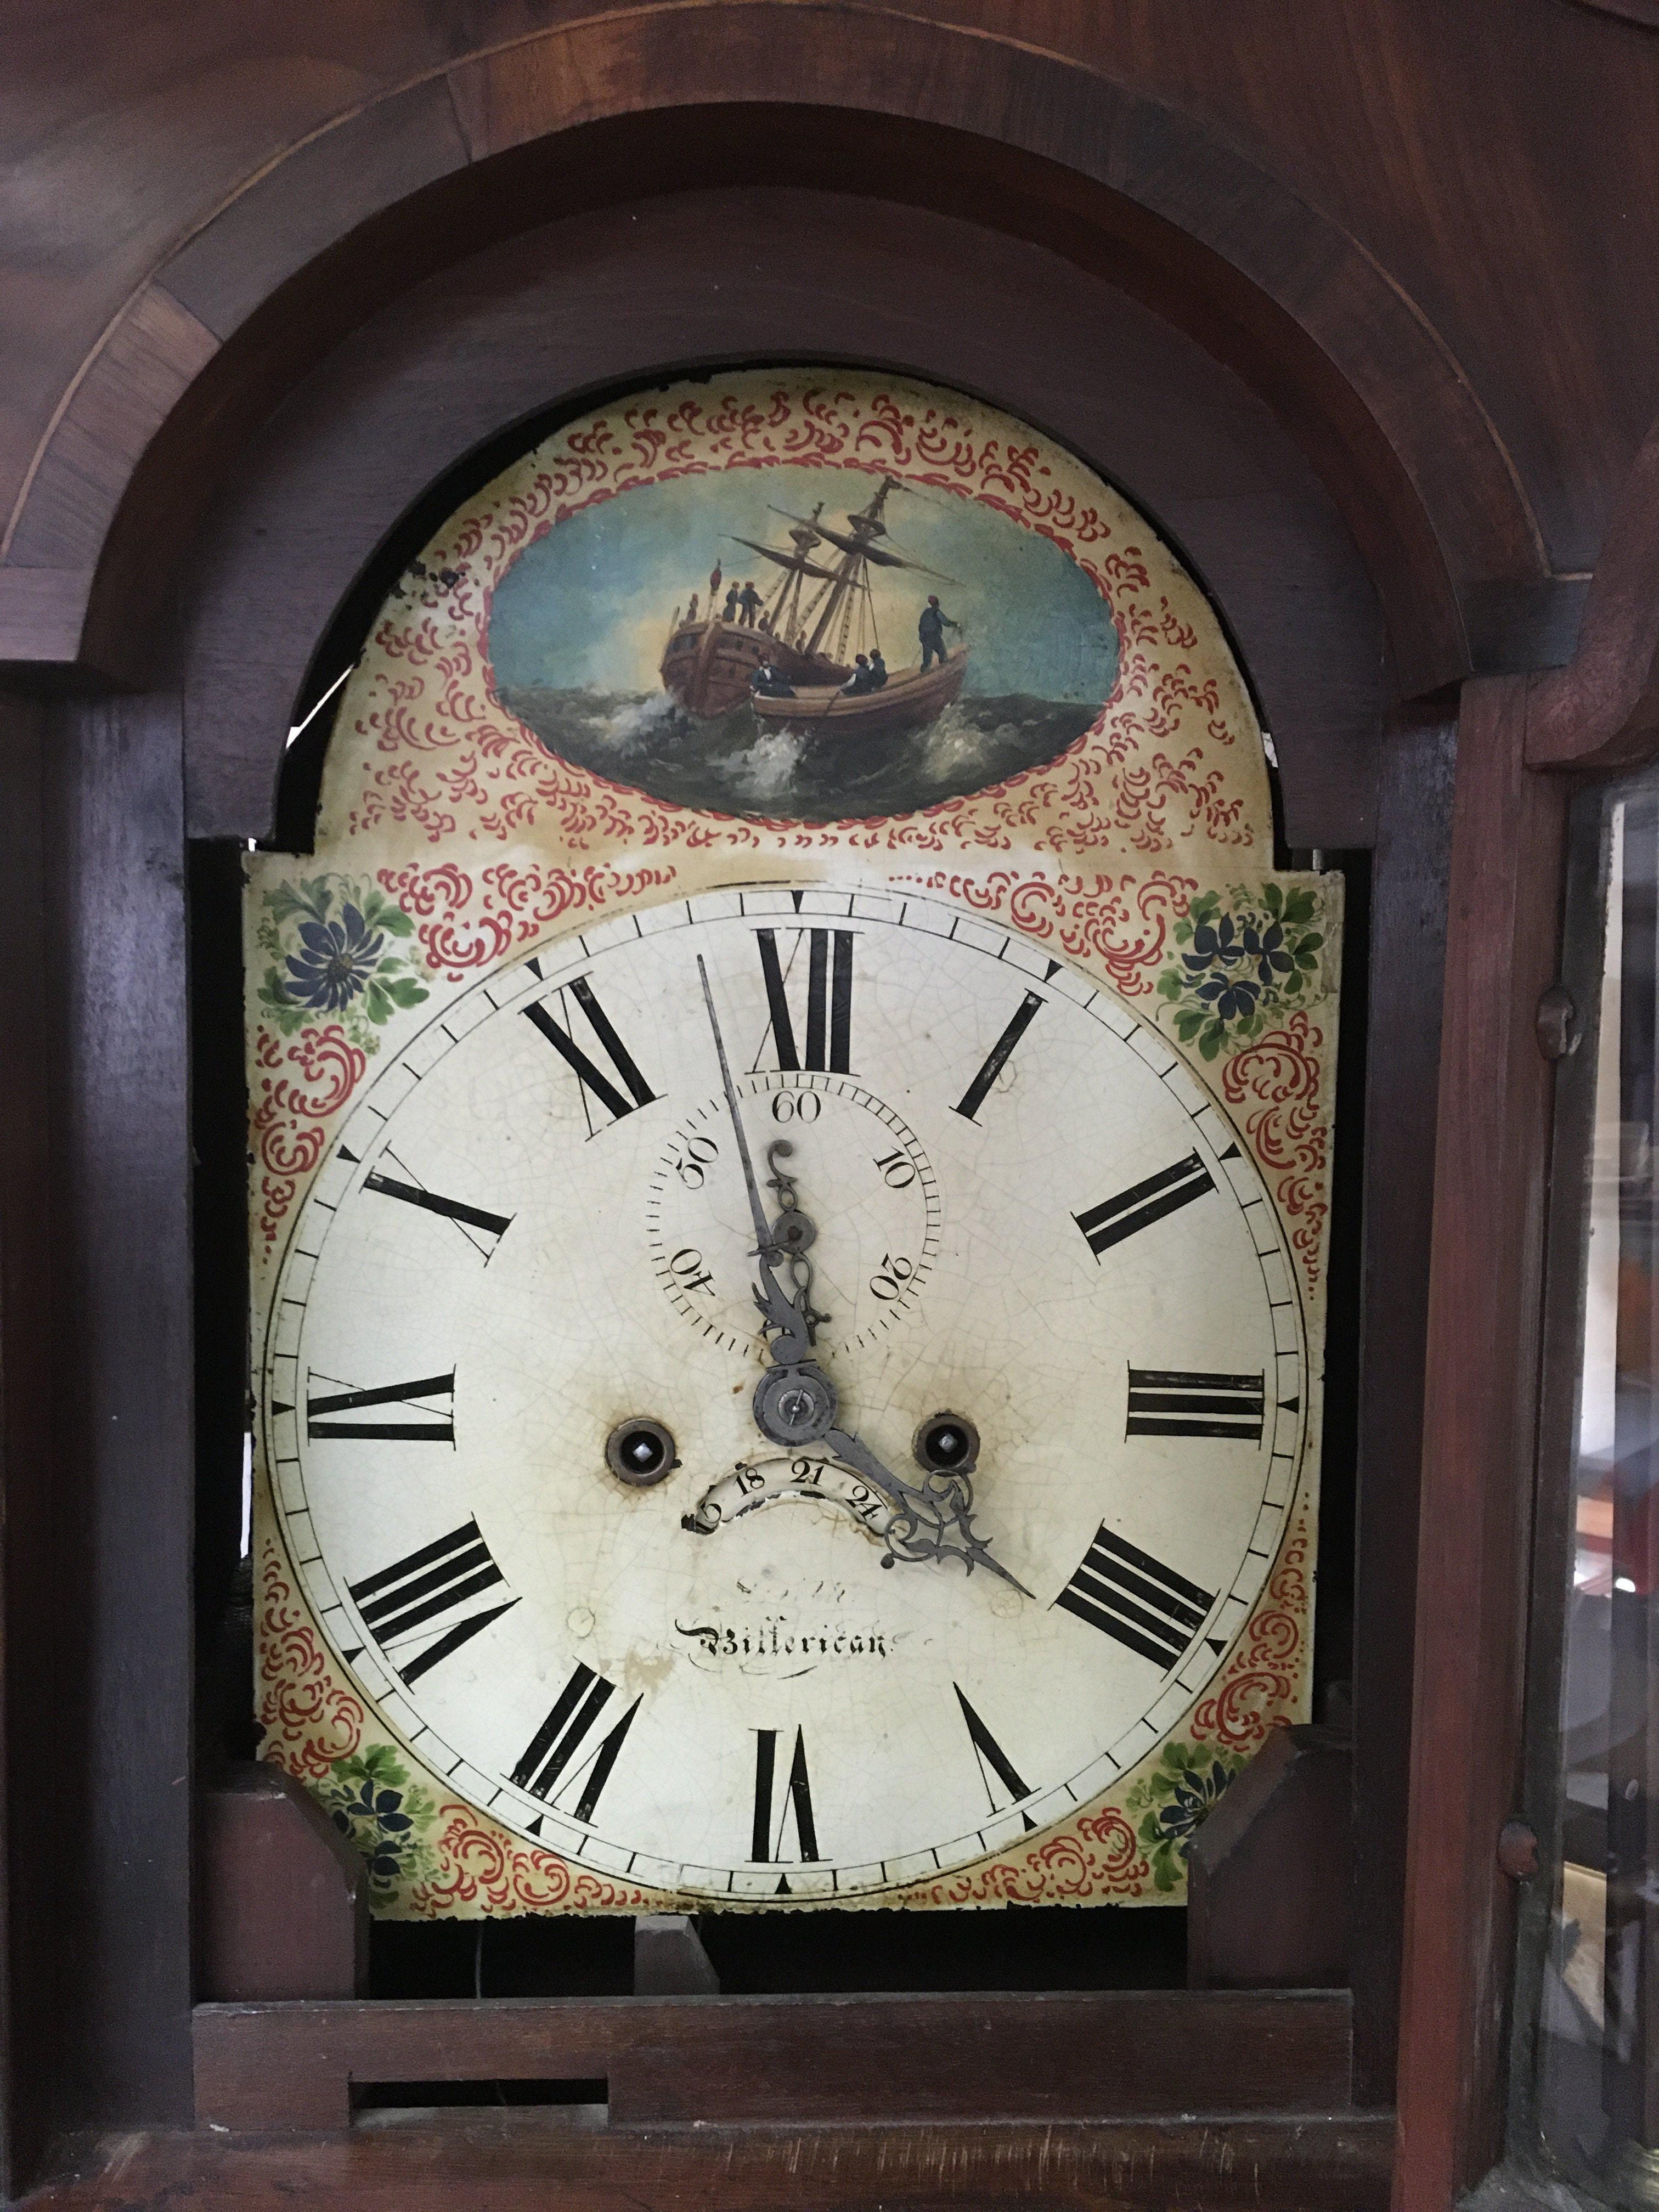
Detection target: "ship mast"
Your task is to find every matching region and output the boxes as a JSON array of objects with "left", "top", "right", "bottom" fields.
[
  {"left": 800, "top": 476, "right": 899, "bottom": 659},
  {"left": 727, "top": 475, "right": 961, "bottom": 666},
  {"left": 725, "top": 504, "right": 840, "bottom": 650},
  {"left": 773, "top": 506, "right": 827, "bottom": 646}
]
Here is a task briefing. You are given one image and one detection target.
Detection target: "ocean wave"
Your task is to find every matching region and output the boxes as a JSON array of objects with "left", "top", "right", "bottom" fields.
[{"left": 499, "top": 682, "right": 1099, "bottom": 821}]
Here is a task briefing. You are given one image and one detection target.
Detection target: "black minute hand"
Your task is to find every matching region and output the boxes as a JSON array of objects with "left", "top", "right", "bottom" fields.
[
  {"left": 696, "top": 955, "right": 814, "bottom": 1364},
  {"left": 697, "top": 955, "right": 774, "bottom": 1257}
]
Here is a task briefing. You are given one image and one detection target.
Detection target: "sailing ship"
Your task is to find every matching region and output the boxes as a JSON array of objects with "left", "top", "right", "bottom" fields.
[{"left": 659, "top": 475, "right": 968, "bottom": 740}]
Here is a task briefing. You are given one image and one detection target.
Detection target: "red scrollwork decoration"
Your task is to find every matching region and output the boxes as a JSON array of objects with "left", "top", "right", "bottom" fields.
[
  {"left": 401, "top": 1809, "right": 648, "bottom": 1920},
  {"left": 374, "top": 857, "right": 679, "bottom": 980},
  {"left": 250, "top": 1023, "right": 368, "bottom": 1244},
  {"left": 1221, "top": 1011, "right": 1330, "bottom": 1291},
  {"left": 256, "top": 1541, "right": 365, "bottom": 1780}
]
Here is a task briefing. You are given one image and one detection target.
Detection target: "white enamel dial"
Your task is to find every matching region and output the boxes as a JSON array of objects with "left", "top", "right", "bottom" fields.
[{"left": 261, "top": 882, "right": 1307, "bottom": 1904}]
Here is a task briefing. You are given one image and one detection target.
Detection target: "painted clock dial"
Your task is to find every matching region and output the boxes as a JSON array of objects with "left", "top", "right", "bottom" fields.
[
  {"left": 248, "top": 365, "right": 1338, "bottom": 1916},
  {"left": 262, "top": 883, "right": 1305, "bottom": 1903}
]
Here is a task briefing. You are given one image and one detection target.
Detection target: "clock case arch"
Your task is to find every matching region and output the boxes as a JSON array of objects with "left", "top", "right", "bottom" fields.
[{"left": 2, "top": 78, "right": 1513, "bottom": 2207}]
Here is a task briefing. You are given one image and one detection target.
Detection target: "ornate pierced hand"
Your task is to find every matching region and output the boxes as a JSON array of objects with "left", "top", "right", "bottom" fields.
[{"left": 819, "top": 1421, "right": 1032, "bottom": 1594}]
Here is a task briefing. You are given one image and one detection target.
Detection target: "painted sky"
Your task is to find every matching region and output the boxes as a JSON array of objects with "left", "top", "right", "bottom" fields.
[{"left": 488, "top": 463, "right": 1120, "bottom": 702}]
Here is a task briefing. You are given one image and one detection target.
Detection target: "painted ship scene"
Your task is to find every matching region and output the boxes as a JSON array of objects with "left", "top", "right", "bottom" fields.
[{"left": 489, "top": 462, "right": 1119, "bottom": 821}]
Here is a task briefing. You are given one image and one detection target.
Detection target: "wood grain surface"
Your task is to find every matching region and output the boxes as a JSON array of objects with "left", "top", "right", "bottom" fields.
[
  {"left": 7, "top": 2, "right": 1640, "bottom": 692},
  {"left": 1527, "top": 410, "right": 1659, "bottom": 770},
  {"left": 1392, "top": 678, "right": 1570, "bottom": 2205},
  {"left": 193, "top": 1989, "right": 1354, "bottom": 2131},
  {"left": 1346, "top": 712, "right": 1458, "bottom": 2108},
  {"left": 33, "top": 2108, "right": 1397, "bottom": 2211}
]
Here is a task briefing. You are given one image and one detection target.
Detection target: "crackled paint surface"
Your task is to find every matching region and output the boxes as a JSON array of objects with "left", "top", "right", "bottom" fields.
[{"left": 249, "top": 370, "right": 1339, "bottom": 1916}]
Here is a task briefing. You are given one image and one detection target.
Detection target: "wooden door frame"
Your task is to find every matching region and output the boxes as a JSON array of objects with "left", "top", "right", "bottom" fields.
[{"left": 1392, "top": 413, "right": 1659, "bottom": 2208}]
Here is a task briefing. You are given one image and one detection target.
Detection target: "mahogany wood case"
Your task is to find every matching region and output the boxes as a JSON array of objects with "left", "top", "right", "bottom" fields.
[{"left": 2, "top": 5, "right": 1657, "bottom": 2208}]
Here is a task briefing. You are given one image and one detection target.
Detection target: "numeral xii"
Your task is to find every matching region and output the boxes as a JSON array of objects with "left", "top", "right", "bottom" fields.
[{"left": 755, "top": 928, "right": 853, "bottom": 1074}]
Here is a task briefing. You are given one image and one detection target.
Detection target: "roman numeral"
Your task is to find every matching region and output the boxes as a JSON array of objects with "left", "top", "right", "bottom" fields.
[
  {"left": 306, "top": 1372, "right": 455, "bottom": 1442},
  {"left": 364, "top": 1159, "right": 512, "bottom": 1255},
  {"left": 347, "top": 1519, "right": 518, "bottom": 1686},
  {"left": 1126, "top": 1368, "right": 1265, "bottom": 1441},
  {"left": 1055, "top": 1527, "right": 1216, "bottom": 1669},
  {"left": 524, "top": 976, "right": 657, "bottom": 1130},
  {"left": 511, "top": 1664, "right": 640, "bottom": 1824},
  {"left": 955, "top": 1685, "right": 1036, "bottom": 1830},
  {"left": 754, "top": 929, "right": 854, "bottom": 1073},
  {"left": 953, "top": 990, "right": 1044, "bottom": 1121},
  {"left": 1074, "top": 1152, "right": 1216, "bottom": 1257},
  {"left": 751, "top": 1726, "right": 819, "bottom": 1877}
]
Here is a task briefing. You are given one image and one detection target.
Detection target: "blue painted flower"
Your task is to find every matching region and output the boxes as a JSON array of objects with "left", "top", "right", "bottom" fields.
[
  {"left": 1240, "top": 917, "right": 1294, "bottom": 988},
  {"left": 1184, "top": 911, "right": 1246, "bottom": 973},
  {"left": 1155, "top": 1755, "right": 1234, "bottom": 1848},
  {"left": 284, "top": 903, "right": 385, "bottom": 1012},
  {"left": 1195, "top": 970, "right": 1261, "bottom": 1023}
]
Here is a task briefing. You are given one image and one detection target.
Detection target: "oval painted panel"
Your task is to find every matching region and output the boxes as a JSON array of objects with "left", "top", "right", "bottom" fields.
[{"left": 487, "top": 436, "right": 1122, "bottom": 823}]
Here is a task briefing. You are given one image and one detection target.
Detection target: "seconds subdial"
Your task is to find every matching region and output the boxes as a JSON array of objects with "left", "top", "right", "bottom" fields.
[{"left": 645, "top": 1072, "right": 940, "bottom": 1357}]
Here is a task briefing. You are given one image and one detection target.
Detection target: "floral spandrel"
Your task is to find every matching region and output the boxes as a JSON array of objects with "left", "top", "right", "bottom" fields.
[
  {"left": 1156, "top": 882, "right": 1326, "bottom": 1060},
  {"left": 256, "top": 876, "right": 430, "bottom": 1052},
  {"left": 1125, "top": 1737, "right": 1245, "bottom": 1893},
  {"left": 317, "top": 1743, "right": 440, "bottom": 1900}
]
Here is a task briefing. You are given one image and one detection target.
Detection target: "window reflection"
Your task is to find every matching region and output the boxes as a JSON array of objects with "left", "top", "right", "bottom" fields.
[{"left": 1541, "top": 793, "right": 1659, "bottom": 2205}]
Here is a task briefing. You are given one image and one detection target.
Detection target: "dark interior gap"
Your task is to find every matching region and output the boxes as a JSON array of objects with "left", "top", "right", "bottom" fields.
[{"left": 352, "top": 2077, "right": 608, "bottom": 2112}]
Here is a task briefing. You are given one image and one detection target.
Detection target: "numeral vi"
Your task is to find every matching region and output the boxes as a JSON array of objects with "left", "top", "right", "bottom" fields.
[{"left": 752, "top": 1726, "right": 819, "bottom": 1891}]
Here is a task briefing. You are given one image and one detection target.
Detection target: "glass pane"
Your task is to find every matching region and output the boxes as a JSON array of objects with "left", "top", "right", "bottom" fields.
[{"left": 1538, "top": 787, "right": 1659, "bottom": 2206}]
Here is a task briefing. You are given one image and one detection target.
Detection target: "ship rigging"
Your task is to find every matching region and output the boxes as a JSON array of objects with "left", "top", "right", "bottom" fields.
[{"left": 659, "top": 475, "right": 969, "bottom": 737}]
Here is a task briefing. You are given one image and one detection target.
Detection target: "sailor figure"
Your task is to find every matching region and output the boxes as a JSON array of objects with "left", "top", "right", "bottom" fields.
[
  {"left": 918, "top": 595, "right": 960, "bottom": 670},
  {"left": 867, "top": 648, "right": 888, "bottom": 689}
]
